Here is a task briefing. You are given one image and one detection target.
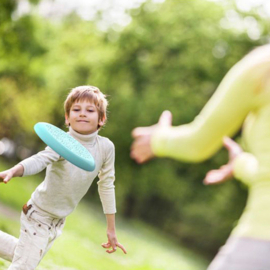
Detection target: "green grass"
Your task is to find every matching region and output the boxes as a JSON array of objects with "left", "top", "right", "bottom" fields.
[{"left": 0, "top": 159, "right": 208, "bottom": 270}]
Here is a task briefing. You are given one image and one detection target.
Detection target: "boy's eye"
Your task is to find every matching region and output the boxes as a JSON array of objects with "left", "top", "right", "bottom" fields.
[
  {"left": 88, "top": 110, "right": 94, "bottom": 112},
  {"left": 73, "top": 109, "right": 80, "bottom": 111}
]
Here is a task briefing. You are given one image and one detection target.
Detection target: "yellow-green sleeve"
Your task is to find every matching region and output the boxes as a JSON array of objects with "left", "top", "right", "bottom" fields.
[
  {"left": 151, "top": 54, "right": 270, "bottom": 162},
  {"left": 232, "top": 152, "right": 259, "bottom": 186}
]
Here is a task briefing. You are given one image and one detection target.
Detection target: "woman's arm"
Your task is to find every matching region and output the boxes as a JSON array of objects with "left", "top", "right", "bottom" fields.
[{"left": 131, "top": 46, "right": 270, "bottom": 163}]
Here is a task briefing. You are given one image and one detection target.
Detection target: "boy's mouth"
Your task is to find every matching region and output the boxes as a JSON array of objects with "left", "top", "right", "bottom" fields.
[{"left": 77, "top": 120, "right": 89, "bottom": 123}]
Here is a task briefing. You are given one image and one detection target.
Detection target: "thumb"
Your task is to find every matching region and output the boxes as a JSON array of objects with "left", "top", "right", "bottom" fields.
[
  {"left": 4, "top": 174, "right": 11, "bottom": 183},
  {"left": 158, "top": 111, "right": 172, "bottom": 127},
  {"left": 223, "top": 137, "right": 242, "bottom": 158}
]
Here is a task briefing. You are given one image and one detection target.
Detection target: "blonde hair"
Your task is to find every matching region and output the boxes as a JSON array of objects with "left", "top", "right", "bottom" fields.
[{"left": 64, "top": 85, "right": 108, "bottom": 128}]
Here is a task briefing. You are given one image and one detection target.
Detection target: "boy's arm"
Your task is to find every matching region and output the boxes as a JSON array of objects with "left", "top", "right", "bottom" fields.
[
  {"left": 0, "top": 146, "right": 60, "bottom": 184},
  {"left": 19, "top": 146, "right": 60, "bottom": 176},
  {"left": 101, "top": 214, "right": 127, "bottom": 254},
  {"left": 97, "top": 140, "right": 116, "bottom": 215},
  {"left": 98, "top": 140, "right": 126, "bottom": 254},
  {"left": 0, "top": 164, "right": 24, "bottom": 184}
]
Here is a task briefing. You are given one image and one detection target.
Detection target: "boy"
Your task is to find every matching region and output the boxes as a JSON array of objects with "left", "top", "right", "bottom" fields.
[{"left": 0, "top": 85, "right": 126, "bottom": 270}]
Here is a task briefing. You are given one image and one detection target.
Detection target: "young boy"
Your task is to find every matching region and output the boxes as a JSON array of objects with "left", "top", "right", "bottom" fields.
[{"left": 0, "top": 85, "right": 126, "bottom": 270}]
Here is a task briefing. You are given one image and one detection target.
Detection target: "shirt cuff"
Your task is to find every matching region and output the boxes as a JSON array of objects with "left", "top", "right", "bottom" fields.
[
  {"left": 18, "top": 162, "right": 27, "bottom": 177},
  {"left": 151, "top": 127, "right": 173, "bottom": 157},
  {"left": 233, "top": 152, "right": 259, "bottom": 185}
]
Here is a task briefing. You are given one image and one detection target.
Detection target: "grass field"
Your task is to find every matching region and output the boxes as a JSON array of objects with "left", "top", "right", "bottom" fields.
[{"left": 0, "top": 159, "right": 208, "bottom": 270}]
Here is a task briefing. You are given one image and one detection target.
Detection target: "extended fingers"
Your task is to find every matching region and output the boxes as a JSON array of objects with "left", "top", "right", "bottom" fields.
[
  {"left": 102, "top": 241, "right": 116, "bottom": 254},
  {"left": 223, "top": 137, "right": 243, "bottom": 157},
  {"left": 102, "top": 242, "right": 111, "bottom": 248},
  {"left": 116, "top": 242, "right": 127, "bottom": 254},
  {"left": 130, "top": 135, "right": 154, "bottom": 163},
  {"left": 158, "top": 110, "right": 172, "bottom": 126},
  {"left": 203, "top": 164, "right": 233, "bottom": 185},
  {"left": 132, "top": 126, "right": 153, "bottom": 138},
  {"left": 102, "top": 241, "right": 127, "bottom": 254},
  {"left": 0, "top": 171, "right": 11, "bottom": 184}
]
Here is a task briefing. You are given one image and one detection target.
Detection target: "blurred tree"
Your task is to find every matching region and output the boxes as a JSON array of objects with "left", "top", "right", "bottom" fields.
[{"left": 0, "top": 0, "right": 51, "bottom": 150}]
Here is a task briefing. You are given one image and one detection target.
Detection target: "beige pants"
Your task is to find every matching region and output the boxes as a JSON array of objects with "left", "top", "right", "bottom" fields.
[{"left": 0, "top": 202, "right": 65, "bottom": 270}]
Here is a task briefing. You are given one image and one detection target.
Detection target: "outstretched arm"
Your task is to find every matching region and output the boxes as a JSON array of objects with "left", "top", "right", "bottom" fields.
[
  {"left": 0, "top": 164, "right": 24, "bottom": 184},
  {"left": 0, "top": 146, "right": 60, "bottom": 183},
  {"left": 131, "top": 46, "right": 270, "bottom": 163}
]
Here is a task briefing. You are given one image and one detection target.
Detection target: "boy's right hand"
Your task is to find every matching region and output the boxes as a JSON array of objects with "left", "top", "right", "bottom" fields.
[
  {"left": 0, "top": 164, "right": 24, "bottom": 184},
  {"left": 0, "top": 169, "right": 14, "bottom": 184}
]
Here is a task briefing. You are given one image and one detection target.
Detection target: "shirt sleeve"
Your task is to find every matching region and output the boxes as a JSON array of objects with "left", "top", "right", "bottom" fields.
[
  {"left": 233, "top": 152, "right": 259, "bottom": 186},
  {"left": 19, "top": 146, "right": 60, "bottom": 176},
  {"left": 97, "top": 140, "right": 116, "bottom": 214},
  {"left": 151, "top": 51, "right": 270, "bottom": 162}
]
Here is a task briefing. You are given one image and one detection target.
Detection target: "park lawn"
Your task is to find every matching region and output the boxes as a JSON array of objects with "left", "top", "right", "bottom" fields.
[{"left": 0, "top": 160, "right": 208, "bottom": 270}]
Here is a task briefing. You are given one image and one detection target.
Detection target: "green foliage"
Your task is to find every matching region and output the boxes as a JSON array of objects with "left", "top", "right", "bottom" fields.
[{"left": 0, "top": 0, "right": 269, "bottom": 258}]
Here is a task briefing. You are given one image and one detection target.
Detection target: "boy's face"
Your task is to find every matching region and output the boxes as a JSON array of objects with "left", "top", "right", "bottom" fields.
[{"left": 65, "top": 100, "right": 104, "bottom": 135}]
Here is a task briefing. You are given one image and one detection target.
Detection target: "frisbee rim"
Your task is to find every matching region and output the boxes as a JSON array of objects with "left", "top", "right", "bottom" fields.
[{"left": 34, "top": 122, "right": 95, "bottom": 172}]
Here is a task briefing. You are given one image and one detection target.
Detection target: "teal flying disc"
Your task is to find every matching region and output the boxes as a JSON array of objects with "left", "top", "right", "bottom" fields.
[{"left": 34, "top": 122, "right": 95, "bottom": 171}]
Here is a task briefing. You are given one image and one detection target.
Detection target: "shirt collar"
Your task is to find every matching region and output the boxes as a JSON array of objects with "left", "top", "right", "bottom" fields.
[{"left": 68, "top": 126, "right": 98, "bottom": 146}]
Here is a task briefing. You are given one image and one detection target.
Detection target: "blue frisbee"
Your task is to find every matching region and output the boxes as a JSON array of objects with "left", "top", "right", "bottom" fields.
[{"left": 34, "top": 122, "right": 95, "bottom": 171}]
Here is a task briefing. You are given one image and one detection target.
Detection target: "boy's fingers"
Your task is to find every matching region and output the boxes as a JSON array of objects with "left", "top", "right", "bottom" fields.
[
  {"left": 102, "top": 241, "right": 127, "bottom": 254},
  {"left": 0, "top": 173, "right": 10, "bottom": 184},
  {"left": 4, "top": 173, "right": 12, "bottom": 183},
  {"left": 0, "top": 172, "right": 5, "bottom": 180},
  {"left": 117, "top": 243, "right": 127, "bottom": 254},
  {"left": 106, "top": 248, "right": 116, "bottom": 254},
  {"left": 3, "top": 178, "right": 9, "bottom": 184},
  {"left": 102, "top": 242, "right": 111, "bottom": 248}
]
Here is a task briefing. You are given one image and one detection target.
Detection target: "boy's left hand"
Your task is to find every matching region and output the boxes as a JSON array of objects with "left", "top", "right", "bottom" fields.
[{"left": 102, "top": 231, "right": 127, "bottom": 254}]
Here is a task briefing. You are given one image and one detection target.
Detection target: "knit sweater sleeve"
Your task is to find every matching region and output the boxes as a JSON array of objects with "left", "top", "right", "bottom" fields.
[
  {"left": 97, "top": 139, "right": 116, "bottom": 214},
  {"left": 19, "top": 146, "right": 60, "bottom": 176},
  {"left": 151, "top": 51, "right": 270, "bottom": 162}
]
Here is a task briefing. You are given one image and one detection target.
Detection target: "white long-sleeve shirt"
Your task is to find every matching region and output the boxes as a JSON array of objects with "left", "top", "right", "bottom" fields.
[{"left": 19, "top": 127, "right": 116, "bottom": 218}]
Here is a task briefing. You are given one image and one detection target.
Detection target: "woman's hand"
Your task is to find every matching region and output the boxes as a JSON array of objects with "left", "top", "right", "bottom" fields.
[
  {"left": 203, "top": 137, "right": 243, "bottom": 185},
  {"left": 131, "top": 111, "right": 172, "bottom": 163}
]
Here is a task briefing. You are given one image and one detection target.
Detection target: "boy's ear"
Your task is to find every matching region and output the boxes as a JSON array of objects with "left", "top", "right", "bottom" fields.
[
  {"left": 98, "top": 116, "right": 106, "bottom": 127},
  {"left": 65, "top": 114, "right": 69, "bottom": 126}
]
